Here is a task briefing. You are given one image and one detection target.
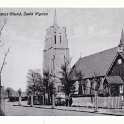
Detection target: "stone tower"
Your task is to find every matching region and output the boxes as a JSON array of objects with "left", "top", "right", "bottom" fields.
[
  {"left": 118, "top": 29, "right": 124, "bottom": 53},
  {"left": 43, "top": 10, "right": 69, "bottom": 92}
]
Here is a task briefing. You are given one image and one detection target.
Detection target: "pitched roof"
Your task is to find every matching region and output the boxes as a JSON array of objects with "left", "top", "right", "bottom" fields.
[
  {"left": 106, "top": 76, "right": 124, "bottom": 84},
  {"left": 70, "top": 47, "right": 119, "bottom": 79}
]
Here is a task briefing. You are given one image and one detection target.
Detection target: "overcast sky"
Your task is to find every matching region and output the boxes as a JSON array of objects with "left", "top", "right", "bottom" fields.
[{"left": 0, "top": 8, "right": 124, "bottom": 91}]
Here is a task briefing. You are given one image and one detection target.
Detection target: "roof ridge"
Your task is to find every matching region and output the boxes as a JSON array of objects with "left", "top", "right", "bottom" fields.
[{"left": 80, "top": 46, "right": 117, "bottom": 60}]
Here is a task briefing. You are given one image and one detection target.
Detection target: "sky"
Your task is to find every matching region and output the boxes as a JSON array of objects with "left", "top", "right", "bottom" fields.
[{"left": 0, "top": 8, "right": 124, "bottom": 91}]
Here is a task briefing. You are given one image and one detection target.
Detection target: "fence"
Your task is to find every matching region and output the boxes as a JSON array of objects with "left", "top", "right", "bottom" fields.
[{"left": 72, "top": 96, "right": 122, "bottom": 109}]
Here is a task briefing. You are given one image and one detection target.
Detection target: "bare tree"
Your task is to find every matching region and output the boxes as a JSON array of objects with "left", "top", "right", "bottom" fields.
[
  {"left": 0, "top": 18, "right": 8, "bottom": 115},
  {"left": 0, "top": 18, "right": 7, "bottom": 47},
  {"left": 0, "top": 48, "right": 9, "bottom": 75},
  {"left": 18, "top": 88, "right": 22, "bottom": 105},
  {"left": 5, "top": 87, "right": 14, "bottom": 99},
  {"left": 26, "top": 69, "right": 45, "bottom": 105},
  {"left": 0, "top": 18, "right": 8, "bottom": 76},
  {"left": 27, "top": 69, "right": 44, "bottom": 95}
]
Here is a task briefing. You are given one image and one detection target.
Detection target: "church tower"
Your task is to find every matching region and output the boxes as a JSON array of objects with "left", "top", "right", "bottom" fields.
[
  {"left": 118, "top": 29, "right": 124, "bottom": 53},
  {"left": 43, "top": 10, "right": 69, "bottom": 92}
]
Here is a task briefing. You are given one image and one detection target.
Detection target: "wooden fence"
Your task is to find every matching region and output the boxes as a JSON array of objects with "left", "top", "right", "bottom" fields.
[{"left": 72, "top": 96, "right": 123, "bottom": 109}]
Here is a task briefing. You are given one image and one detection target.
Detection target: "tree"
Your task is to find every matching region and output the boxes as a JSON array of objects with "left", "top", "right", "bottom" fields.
[
  {"left": 6, "top": 87, "right": 14, "bottom": 98},
  {"left": 26, "top": 69, "right": 45, "bottom": 105},
  {"left": 43, "top": 70, "right": 55, "bottom": 105},
  {"left": 60, "top": 60, "right": 75, "bottom": 97},
  {"left": 0, "top": 18, "right": 7, "bottom": 115},
  {"left": 18, "top": 88, "right": 22, "bottom": 105},
  {"left": 26, "top": 69, "right": 44, "bottom": 95},
  {"left": 0, "top": 48, "right": 9, "bottom": 76},
  {"left": 0, "top": 18, "right": 7, "bottom": 47},
  {"left": 18, "top": 88, "right": 22, "bottom": 96}
]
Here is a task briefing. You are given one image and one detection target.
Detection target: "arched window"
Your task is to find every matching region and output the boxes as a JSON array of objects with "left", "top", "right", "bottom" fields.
[{"left": 118, "top": 59, "right": 122, "bottom": 64}]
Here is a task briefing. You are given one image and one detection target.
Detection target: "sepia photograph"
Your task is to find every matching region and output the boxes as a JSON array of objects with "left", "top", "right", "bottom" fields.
[{"left": 1, "top": 8, "right": 124, "bottom": 116}]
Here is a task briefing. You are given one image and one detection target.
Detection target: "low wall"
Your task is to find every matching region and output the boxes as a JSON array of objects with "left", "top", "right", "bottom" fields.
[{"left": 72, "top": 96, "right": 122, "bottom": 109}]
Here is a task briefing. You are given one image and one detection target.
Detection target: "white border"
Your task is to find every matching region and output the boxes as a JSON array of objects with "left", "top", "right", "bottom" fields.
[
  {"left": 0, "top": 0, "right": 124, "bottom": 124},
  {"left": 0, "top": 116, "right": 124, "bottom": 124},
  {"left": 0, "top": 0, "right": 124, "bottom": 8}
]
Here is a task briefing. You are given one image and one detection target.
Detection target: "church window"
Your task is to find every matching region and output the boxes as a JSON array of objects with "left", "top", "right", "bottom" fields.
[
  {"left": 120, "top": 85, "right": 123, "bottom": 94},
  {"left": 118, "top": 59, "right": 122, "bottom": 64}
]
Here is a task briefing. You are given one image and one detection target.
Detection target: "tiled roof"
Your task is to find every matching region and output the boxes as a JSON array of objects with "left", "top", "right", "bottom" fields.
[
  {"left": 106, "top": 76, "right": 124, "bottom": 84},
  {"left": 70, "top": 47, "right": 119, "bottom": 79}
]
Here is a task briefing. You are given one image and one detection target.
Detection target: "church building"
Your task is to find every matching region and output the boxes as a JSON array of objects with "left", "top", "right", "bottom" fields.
[
  {"left": 70, "top": 30, "right": 124, "bottom": 97},
  {"left": 43, "top": 10, "right": 69, "bottom": 92}
]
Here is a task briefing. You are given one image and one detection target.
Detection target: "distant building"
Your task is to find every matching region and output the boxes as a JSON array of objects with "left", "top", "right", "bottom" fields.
[
  {"left": 43, "top": 10, "right": 69, "bottom": 92},
  {"left": 70, "top": 30, "right": 124, "bottom": 96}
]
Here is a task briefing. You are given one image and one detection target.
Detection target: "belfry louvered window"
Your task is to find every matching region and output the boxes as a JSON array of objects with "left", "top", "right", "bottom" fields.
[
  {"left": 54, "top": 32, "right": 56, "bottom": 44},
  {"left": 54, "top": 35, "right": 56, "bottom": 44}
]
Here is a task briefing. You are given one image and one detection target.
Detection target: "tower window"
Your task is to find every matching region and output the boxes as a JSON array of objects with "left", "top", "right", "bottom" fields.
[
  {"left": 60, "top": 35, "right": 62, "bottom": 44},
  {"left": 54, "top": 35, "right": 56, "bottom": 44}
]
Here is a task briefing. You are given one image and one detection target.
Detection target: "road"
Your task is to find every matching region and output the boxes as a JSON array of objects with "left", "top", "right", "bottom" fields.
[{"left": 4, "top": 101, "right": 105, "bottom": 116}]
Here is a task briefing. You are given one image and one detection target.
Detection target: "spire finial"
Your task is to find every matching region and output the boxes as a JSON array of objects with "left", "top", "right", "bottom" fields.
[
  {"left": 118, "top": 29, "right": 124, "bottom": 53},
  {"left": 120, "top": 28, "right": 124, "bottom": 46},
  {"left": 53, "top": 9, "right": 57, "bottom": 26}
]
